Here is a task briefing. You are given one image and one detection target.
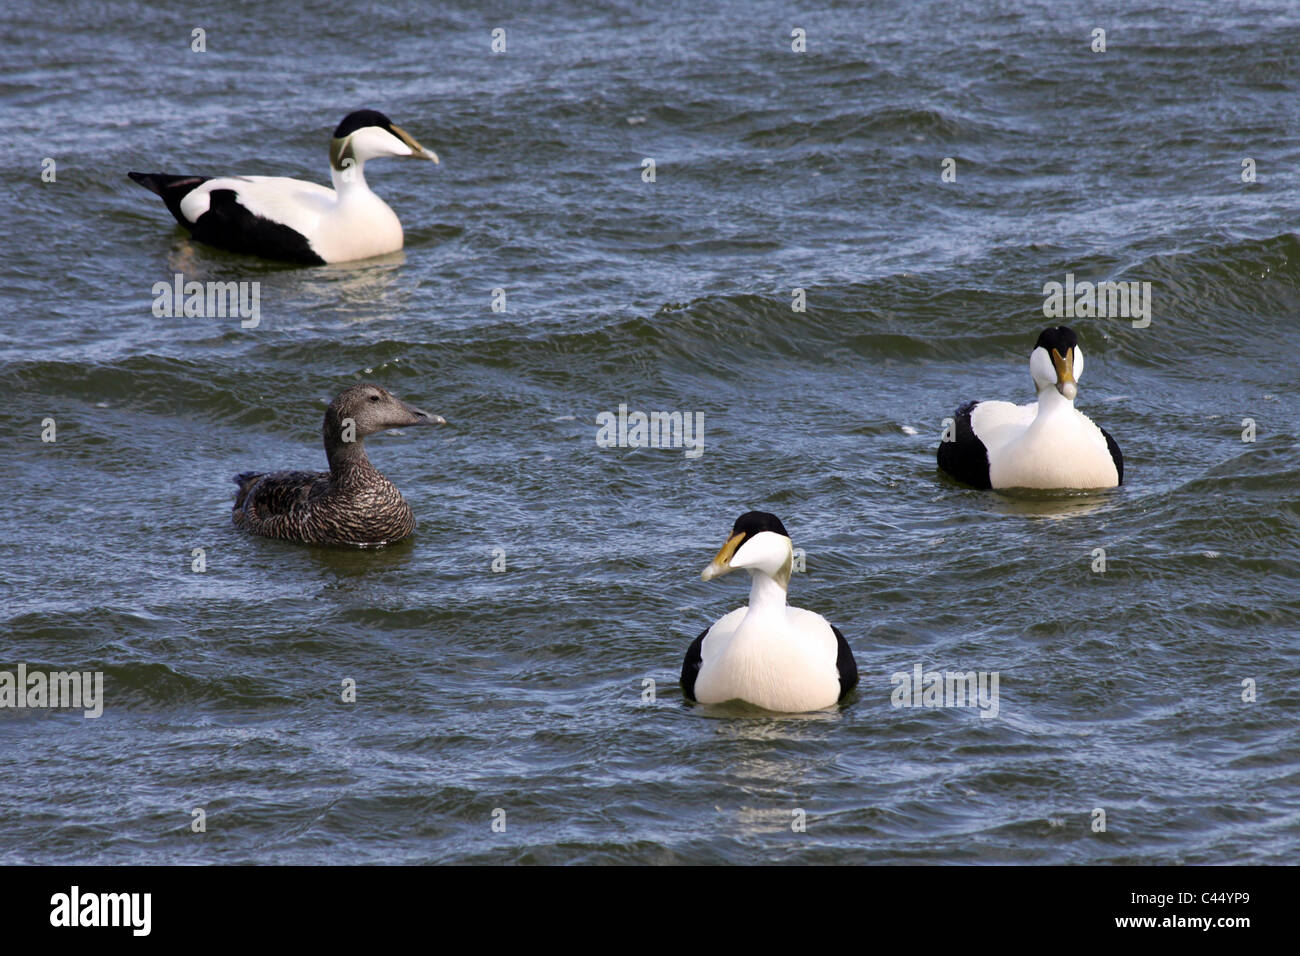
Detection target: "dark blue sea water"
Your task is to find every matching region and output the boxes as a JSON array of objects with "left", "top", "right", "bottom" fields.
[{"left": 1, "top": 0, "right": 1297, "bottom": 863}]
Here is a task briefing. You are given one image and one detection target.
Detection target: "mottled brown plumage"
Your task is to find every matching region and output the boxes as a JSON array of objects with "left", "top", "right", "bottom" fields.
[{"left": 233, "top": 384, "right": 444, "bottom": 546}]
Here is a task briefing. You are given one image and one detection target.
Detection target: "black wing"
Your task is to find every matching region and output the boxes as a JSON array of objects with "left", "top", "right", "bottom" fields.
[
  {"left": 191, "top": 188, "right": 326, "bottom": 265},
  {"left": 831, "top": 625, "right": 858, "bottom": 699},
  {"left": 1100, "top": 426, "right": 1123, "bottom": 485},
  {"left": 936, "top": 400, "right": 992, "bottom": 489},
  {"left": 680, "top": 627, "right": 707, "bottom": 701}
]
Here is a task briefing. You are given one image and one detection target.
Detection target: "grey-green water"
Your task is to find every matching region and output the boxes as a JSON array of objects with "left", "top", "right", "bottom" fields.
[{"left": 1, "top": 0, "right": 1297, "bottom": 863}]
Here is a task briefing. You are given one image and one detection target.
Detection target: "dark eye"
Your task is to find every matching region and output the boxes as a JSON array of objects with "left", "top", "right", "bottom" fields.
[{"left": 369, "top": 395, "right": 380, "bottom": 402}]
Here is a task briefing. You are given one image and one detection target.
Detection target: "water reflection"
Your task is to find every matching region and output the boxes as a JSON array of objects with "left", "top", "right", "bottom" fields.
[
  {"left": 305, "top": 536, "right": 417, "bottom": 578},
  {"left": 163, "top": 241, "right": 411, "bottom": 325},
  {"left": 302, "top": 253, "right": 410, "bottom": 323},
  {"left": 985, "top": 487, "right": 1119, "bottom": 520}
]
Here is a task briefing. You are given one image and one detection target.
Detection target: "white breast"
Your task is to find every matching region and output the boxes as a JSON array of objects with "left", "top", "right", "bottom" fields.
[
  {"left": 977, "top": 400, "right": 1118, "bottom": 489},
  {"left": 309, "top": 190, "right": 404, "bottom": 262},
  {"left": 694, "top": 606, "right": 842, "bottom": 711}
]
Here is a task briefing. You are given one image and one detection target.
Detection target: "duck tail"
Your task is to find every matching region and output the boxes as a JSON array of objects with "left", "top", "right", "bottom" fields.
[
  {"left": 232, "top": 471, "right": 262, "bottom": 504},
  {"left": 128, "top": 172, "right": 208, "bottom": 226}
]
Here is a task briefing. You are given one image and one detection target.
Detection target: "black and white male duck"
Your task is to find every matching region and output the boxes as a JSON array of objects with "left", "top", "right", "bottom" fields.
[
  {"left": 129, "top": 110, "right": 438, "bottom": 264},
  {"left": 938, "top": 326, "right": 1123, "bottom": 490},
  {"left": 681, "top": 512, "right": 858, "bottom": 712}
]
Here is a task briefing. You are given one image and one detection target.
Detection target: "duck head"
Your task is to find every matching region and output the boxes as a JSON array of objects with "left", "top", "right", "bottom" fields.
[
  {"left": 701, "top": 511, "right": 794, "bottom": 589},
  {"left": 323, "top": 384, "right": 444, "bottom": 464},
  {"left": 1030, "top": 325, "right": 1085, "bottom": 402},
  {"left": 329, "top": 109, "right": 439, "bottom": 173}
]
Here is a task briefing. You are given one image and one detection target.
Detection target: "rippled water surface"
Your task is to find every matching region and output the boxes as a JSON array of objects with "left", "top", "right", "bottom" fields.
[{"left": 1, "top": 1, "right": 1298, "bottom": 864}]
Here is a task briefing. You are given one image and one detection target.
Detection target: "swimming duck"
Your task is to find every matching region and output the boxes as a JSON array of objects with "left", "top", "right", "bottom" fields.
[
  {"left": 233, "top": 384, "right": 444, "bottom": 546},
  {"left": 681, "top": 512, "right": 858, "bottom": 712},
  {"left": 129, "top": 109, "right": 438, "bottom": 264},
  {"left": 938, "top": 326, "right": 1123, "bottom": 490}
]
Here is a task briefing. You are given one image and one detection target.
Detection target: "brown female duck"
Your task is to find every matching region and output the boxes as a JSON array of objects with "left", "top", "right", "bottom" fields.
[{"left": 232, "top": 384, "right": 444, "bottom": 546}]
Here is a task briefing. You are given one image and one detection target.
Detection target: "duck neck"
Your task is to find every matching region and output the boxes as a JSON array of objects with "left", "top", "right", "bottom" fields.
[
  {"left": 330, "top": 158, "right": 373, "bottom": 198},
  {"left": 323, "top": 416, "right": 376, "bottom": 479},
  {"left": 745, "top": 570, "right": 789, "bottom": 622},
  {"left": 1034, "top": 386, "right": 1076, "bottom": 422}
]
